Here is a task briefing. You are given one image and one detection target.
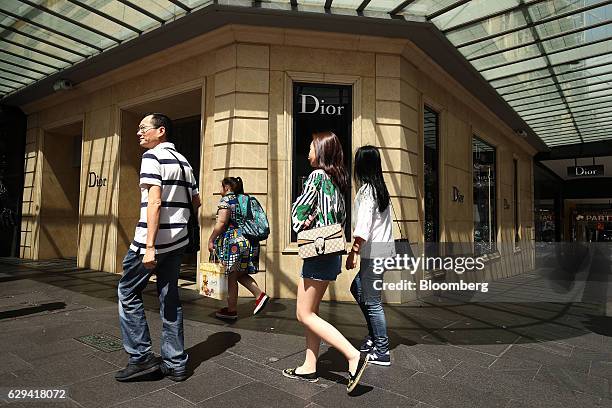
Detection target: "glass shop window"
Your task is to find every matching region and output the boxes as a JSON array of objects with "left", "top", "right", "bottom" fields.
[{"left": 473, "top": 137, "right": 497, "bottom": 255}]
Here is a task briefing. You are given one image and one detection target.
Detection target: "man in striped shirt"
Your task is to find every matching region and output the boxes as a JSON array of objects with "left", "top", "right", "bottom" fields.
[{"left": 116, "top": 113, "right": 200, "bottom": 383}]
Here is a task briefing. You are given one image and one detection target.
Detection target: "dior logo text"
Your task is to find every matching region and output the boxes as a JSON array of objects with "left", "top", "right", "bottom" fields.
[{"left": 299, "top": 94, "right": 345, "bottom": 116}]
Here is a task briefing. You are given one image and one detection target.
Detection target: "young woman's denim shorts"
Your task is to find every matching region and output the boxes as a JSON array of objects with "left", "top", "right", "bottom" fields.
[{"left": 301, "top": 254, "right": 342, "bottom": 281}]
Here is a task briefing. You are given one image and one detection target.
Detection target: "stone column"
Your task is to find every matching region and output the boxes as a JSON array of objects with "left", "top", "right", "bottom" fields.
[{"left": 206, "top": 43, "right": 270, "bottom": 295}]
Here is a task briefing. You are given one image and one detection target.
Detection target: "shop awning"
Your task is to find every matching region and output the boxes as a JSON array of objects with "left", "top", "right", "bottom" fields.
[{"left": 1, "top": 1, "right": 610, "bottom": 149}]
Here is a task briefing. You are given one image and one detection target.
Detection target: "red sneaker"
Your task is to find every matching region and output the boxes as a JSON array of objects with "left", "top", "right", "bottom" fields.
[
  {"left": 253, "top": 293, "right": 270, "bottom": 315},
  {"left": 215, "top": 307, "right": 237, "bottom": 320}
]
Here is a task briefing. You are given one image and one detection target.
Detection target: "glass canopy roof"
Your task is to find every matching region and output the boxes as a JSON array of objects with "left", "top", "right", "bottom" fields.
[{"left": 1, "top": 0, "right": 611, "bottom": 148}]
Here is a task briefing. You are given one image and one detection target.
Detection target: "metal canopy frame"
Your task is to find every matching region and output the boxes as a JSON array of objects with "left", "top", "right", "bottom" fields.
[
  {"left": 1, "top": 0, "right": 611, "bottom": 149},
  {"left": 17, "top": 0, "right": 122, "bottom": 44},
  {"left": 454, "top": 1, "right": 612, "bottom": 49},
  {"left": 0, "top": 22, "right": 89, "bottom": 58},
  {"left": 0, "top": 8, "right": 103, "bottom": 51},
  {"left": 116, "top": 0, "right": 166, "bottom": 23},
  {"left": 66, "top": 0, "right": 143, "bottom": 34}
]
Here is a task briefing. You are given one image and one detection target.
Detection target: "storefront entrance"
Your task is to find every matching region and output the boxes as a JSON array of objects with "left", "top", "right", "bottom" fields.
[
  {"left": 567, "top": 200, "right": 612, "bottom": 242},
  {"left": 39, "top": 122, "right": 82, "bottom": 259},
  {"left": 118, "top": 89, "right": 202, "bottom": 280}
]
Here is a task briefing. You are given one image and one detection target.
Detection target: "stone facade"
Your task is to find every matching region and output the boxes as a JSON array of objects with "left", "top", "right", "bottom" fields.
[{"left": 19, "top": 25, "right": 537, "bottom": 302}]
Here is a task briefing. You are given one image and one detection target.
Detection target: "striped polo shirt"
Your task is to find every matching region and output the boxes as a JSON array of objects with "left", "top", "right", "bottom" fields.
[{"left": 130, "top": 142, "right": 199, "bottom": 254}]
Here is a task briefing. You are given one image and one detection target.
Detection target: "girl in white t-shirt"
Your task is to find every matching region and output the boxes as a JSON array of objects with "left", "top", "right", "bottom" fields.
[{"left": 346, "top": 145, "right": 395, "bottom": 366}]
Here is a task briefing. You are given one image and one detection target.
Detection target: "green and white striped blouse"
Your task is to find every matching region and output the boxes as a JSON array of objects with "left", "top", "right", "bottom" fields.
[{"left": 291, "top": 169, "right": 346, "bottom": 233}]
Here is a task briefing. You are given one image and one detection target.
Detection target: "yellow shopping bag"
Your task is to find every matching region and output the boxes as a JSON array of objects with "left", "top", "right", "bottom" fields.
[{"left": 198, "top": 257, "right": 227, "bottom": 300}]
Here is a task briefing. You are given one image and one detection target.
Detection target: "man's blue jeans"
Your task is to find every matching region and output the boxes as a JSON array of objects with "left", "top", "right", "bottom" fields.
[
  {"left": 350, "top": 258, "right": 389, "bottom": 354},
  {"left": 118, "top": 248, "right": 188, "bottom": 370}
]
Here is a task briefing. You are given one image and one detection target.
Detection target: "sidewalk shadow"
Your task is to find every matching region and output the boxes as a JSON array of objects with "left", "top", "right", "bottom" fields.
[
  {"left": 316, "top": 347, "right": 374, "bottom": 395},
  {"left": 186, "top": 331, "right": 241, "bottom": 374},
  {"left": 115, "top": 331, "right": 242, "bottom": 382},
  {"left": 0, "top": 301, "right": 66, "bottom": 319}
]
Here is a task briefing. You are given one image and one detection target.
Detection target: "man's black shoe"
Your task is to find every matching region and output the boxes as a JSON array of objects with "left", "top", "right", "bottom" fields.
[
  {"left": 115, "top": 354, "right": 161, "bottom": 382},
  {"left": 160, "top": 364, "right": 188, "bottom": 382}
]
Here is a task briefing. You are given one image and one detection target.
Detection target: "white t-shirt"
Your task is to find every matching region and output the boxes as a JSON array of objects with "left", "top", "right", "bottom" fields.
[
  {"left": 130, "top": 142, "right": 199, "bottom": 254},
  {"left": 351, "top": 184, "right": 395, "bottom": 259}
]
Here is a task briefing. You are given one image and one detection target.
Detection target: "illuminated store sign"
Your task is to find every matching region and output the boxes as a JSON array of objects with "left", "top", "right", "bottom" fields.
[{"left": 567, "top": 165, "right": 604, "bottom": 177}]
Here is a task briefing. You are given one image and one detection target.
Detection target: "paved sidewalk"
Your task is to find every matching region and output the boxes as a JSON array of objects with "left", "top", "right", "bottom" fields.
[{"left": 0, "top": 256, "right": 610, "bottom": 408}]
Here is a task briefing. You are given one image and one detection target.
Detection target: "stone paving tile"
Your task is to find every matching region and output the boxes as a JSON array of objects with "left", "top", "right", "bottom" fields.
[
  {"left": 10, "top": 339, "right": 95, "bottom": 364},
  {"left": 413, "top": 403, "right": 441, "bottom": 408},
  {"left": 88, "top": 350, "right": 129, "bottom": 369},
  {"left": 535, "top": 366, "right": 611, "bottom": 399},
  {"left": 214, "top": 354, "right": 332, "bottom": 400},
  {"left": 68, "top": 372, "right": 174, "bottom": 408},
  {"left": 166, "top": 364, "right": 253, "bottom": 404},
  {"left": 572, "top": 347, "right": 612, "bottom": 362},
  {"left": 502, "top": 344, "right": 591, "bottom": 374},
  {"left": 591, "top": 361, "right": 612, "bottom": 380},
  {"left": 424, "top": 319, "right": 519, "bottom": 356},
  {"left": 488, "top": 355, "right": 542, "bottom": 372},
  {"left": 390, "top": 372, "right": 509, "bottom": 408},
  {"left": 392, "top": 344, "right": 461, "bottom": 377},
  {"left": 0, "top": 353, "right": 33, "bottom": 374},
  {"left": 25, "top": 352, "right": 118, "bottom": 387},
  {"left": 573, "top": 391, "right": 611, "bottom": 408},
  {"left": 357, "top": 360, "right": 418, "bottom": 391},
  {"left": 196, "top": 381, "right": 309, "bottom": 408},
  {"left": 225, "top": 340, "right": 288, "bottom": 365},
  {"left": 556, "top": 333, "right": 605, "bottom": 352},
  {"left": 267, "top": 344, "right": 350, "bottom": 385},
  {"left": 5, "top": 398, "right": 83, "bottom": 408},
  {"left": 183, "top": 328, "right": 243, "bottom": 370},
  {"left": 516, "top": 338, "right": 574, "bottom": 357},
  {"left": 410, "top": 343, "right": 498, "bottom": 368},
  {"left": 442, "top": 361, "right": 586, "bottom": 408},
  {"left": 310, "top": 382, "right": 419, "bottom": 408},
  {"left": 0, "top": 369, "right": 51, "bottom": 388},
  {"left": 1, "top": 259, "right": 610, "bottom": 408},
  {"left": 111, "top": 389, "right": 195, "bottom": 408}
]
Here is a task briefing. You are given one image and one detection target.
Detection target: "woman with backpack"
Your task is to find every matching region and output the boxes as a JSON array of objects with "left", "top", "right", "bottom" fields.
[
  {"left": 283, "top": 131, "right": 369, "bottom": 393},
  {"left": 207, "top": 177, "right": 269, "bottom": 320},
  {"left": 346, "top": 146, "right": 395, "bottom": 366}
]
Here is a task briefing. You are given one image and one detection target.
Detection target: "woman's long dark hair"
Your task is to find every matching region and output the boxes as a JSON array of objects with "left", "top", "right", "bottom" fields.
[
  {"left": 354, "top": 145, "right": 390, "bottom": 212},
  {"left": 312, "top": 131, "right": 349, "bottom": 194},
  {"left": 222, "top": 176, "right": 244, "bottom": 194}
]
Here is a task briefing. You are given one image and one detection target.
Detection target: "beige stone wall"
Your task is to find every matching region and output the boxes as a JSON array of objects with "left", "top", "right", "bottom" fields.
[
  {"left": 206, "top": 43, "right": 270, "bottom": 297},
  {"left": 38, "top": 131, "right": 80, "bottom": 259},
  {"left": 20, "top": 121, "right": 42, "bottom": 260},
  {"left": 19, "top": 25, "right": 536, "bottom": 301}
]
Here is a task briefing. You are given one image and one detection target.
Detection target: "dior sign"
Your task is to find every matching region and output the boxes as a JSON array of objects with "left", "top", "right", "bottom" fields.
[
  {"left": 88, "top": 171, "right": 107, "bottom": 188},
  {"left": 567, "top": 165, "right": 604, "bottom": 177},
  {"left": 298, "top": 94, "right": 345, "bottom": 116}
]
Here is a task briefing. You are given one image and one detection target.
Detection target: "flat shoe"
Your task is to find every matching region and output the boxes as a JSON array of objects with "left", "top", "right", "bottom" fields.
[
  {"left": 282, "top": 367, "right": 319, "bottom": 383},
  {"left": 347, "top": 353, "right": 370, "bottom": 393}
]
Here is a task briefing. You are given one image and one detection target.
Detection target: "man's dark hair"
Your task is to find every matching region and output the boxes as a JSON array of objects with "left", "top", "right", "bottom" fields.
[{"left": 147, "top": 113, "right": 173, "bottom": 140}]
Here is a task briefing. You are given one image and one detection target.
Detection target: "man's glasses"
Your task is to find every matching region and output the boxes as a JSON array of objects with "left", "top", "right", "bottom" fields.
[{"left": 137, "top": 126, "right": 159, "bottom": 134}]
